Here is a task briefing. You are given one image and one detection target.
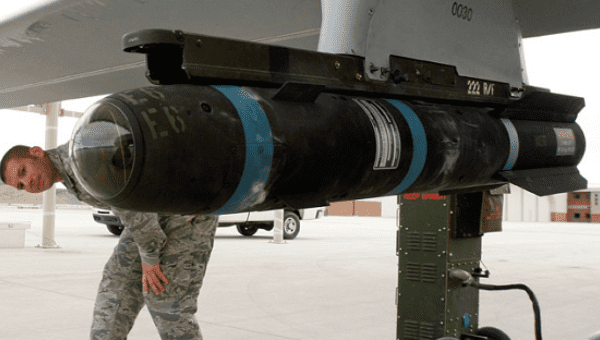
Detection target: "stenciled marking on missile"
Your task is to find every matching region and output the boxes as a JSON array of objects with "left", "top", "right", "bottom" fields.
[
  {"left": 140, "top": 106, "right": 186, "bottom": 140},
  {"left": 384, "top": 100, "right": 427, "bottom": 195},
  {"left": 353, "top": 98, "right": 401, "bottom": 170},
  {"left": 141, "top": 109, "right": 158, "bottom": 140},
  {"left": 554, "top": 128, "right": 576, "bottom": 156},
  {"left": 500, "top": 118, "right": 518, "bottom": 170},
  {"left": 117, "top": 88, "right": 165, "bottom": 106},
  {"left": 212, "top": 85, "right": 274, "bottom": 214},
  {"left": 162, "top": 106, "right": 186, "bottom": 133}
]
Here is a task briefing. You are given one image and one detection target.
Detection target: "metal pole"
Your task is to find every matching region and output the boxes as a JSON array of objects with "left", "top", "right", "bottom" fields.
[
  {"left": 271, "top": 209, "right": 286, "bottom": 244},
  {"left": 521, "top": 187, "right": 525, "bottom": 222},
  {"left": 536, "top": 195, "right": 539, "bottom": 222},
  {"left": 503, "top": 186, "right": 509, "bottom": 221},
  {"left": 37, "top": 102, "right": 60, "bottom": 249}
]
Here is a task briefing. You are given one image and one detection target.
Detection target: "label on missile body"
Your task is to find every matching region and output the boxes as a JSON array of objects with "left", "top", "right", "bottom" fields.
[
  {"left": 554, "top": 128, "right": 576, "bottom": 156},
  {"left": 353, "top": 99, "right": 401, "bottom": 170}
]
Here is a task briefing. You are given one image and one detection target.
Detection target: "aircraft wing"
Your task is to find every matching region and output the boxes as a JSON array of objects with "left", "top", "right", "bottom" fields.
[
  {"left": 0, "top": 0, "right": 598, "bottom": 109},
  {"left": 0, "top": 0, "right": 321, "bottom": 109},
  {"left": 513, "top": 0, "right": 600, "bottom": 38}
]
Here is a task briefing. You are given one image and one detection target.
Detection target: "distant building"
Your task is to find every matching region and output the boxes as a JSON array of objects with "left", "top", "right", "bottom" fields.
[
  {"left": 564, "top": 190, "right": 600, "bottom": 223},
  {"left": 327, "top": 196, "right": 397, "bottom": 217},
  {"left": 504, "top": 184, "right": 600, "bottom": 223}
]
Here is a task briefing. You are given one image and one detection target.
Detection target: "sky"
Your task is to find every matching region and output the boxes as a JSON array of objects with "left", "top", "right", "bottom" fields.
[{"left": 0, "top": 2, "right": 599, "bottom": 185}]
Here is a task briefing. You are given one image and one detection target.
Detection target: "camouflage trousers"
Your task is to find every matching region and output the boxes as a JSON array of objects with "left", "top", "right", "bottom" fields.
[{"left": 90, "top": 216, "right": 217, "bottom": 340}]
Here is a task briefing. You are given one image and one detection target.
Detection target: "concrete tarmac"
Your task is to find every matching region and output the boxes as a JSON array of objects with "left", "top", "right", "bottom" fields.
[{"left": 0, "top": 206, "right": 599, "bottom": 340}]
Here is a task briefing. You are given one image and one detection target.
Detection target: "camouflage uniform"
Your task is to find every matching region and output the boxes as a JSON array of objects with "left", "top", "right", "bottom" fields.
[{"left": 47, "top": 143, "right": 217, "bottom": 340}]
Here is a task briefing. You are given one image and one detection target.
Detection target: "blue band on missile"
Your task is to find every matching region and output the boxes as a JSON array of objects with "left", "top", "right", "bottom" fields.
[
  {"left": 384, "top": 99, "right": 427, "bottom": 195},
  {"left": 212, "top": 86, "right": 274, "bottom": 214},
  {"left": 501, "top": 118, "right": 519, "bottom": 170}
]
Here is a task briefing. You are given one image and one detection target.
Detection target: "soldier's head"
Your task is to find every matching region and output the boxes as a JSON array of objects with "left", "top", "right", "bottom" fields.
[{"left": 1, "top": 145, "right": 62, "bottom": 193}]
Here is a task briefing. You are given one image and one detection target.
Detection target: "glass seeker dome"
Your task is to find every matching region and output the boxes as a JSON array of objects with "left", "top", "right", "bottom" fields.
[{"left": 69, "top": 100, "right": 139, "bottom": 200}]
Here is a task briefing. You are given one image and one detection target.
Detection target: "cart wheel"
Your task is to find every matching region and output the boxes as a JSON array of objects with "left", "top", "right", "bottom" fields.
[
  {"left": 107, "top": 224, "right": 124, "bottom": 236},
  {"left": 477, "top": 327, "right": 511, "bottom": 340},
  {"left": 237, "top": 223, "right": 258, "bottom": 236}
]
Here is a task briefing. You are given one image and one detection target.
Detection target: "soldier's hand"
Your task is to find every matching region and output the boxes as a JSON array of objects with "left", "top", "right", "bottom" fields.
[{"left": 142, "top": 263, "right": 169, "bottom": 295}]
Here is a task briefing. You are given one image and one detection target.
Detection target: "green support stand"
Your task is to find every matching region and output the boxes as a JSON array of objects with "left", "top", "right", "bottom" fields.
[{"left": 397, "top": 191, "right": 504, "bottom": 340}]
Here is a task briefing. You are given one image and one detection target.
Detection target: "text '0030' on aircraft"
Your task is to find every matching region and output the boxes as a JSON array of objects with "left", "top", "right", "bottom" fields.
[{"left": 0, "top": 0, "right": 598, "bottom": 214}]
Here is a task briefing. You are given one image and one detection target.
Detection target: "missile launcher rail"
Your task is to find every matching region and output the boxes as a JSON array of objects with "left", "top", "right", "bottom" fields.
[{"left": 123, "top": 29, "right": 515, "bottom": 106}]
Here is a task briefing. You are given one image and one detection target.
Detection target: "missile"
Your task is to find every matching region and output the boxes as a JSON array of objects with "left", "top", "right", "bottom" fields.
[{"left": 69, "top": 84, "right": 586, "bottom": 214}]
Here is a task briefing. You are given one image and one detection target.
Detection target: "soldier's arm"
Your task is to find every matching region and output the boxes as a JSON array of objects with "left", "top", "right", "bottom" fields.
[
  {"left": 111, "top": 207, "right": 167, "bottom": 266},
  {"left": 111, "top": 207, "right": 170, "bottom": 295}
]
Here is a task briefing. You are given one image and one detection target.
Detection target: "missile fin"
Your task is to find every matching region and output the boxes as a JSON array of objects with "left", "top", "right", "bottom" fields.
[
  {"left": 439, "top": 183, "right": 510, "bottom": 196},
  {"left": 499, "top": 90, "right": 585, "bottom": 123},
  {"left": 496, "top": 166, "right": 587, "bottom": 196}
]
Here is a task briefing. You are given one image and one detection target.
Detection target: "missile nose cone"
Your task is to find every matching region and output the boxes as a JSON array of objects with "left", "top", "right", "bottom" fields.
[
  {"left": 70, "top": 99, "right": 141, "bottom": 201},
  {"left": 67, "top": 85, "right": 251, "bottom": 213}
]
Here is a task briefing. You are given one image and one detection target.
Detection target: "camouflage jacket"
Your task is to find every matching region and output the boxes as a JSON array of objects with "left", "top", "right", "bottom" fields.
[{"left": 47, "top": 143, "right": 196, "bottom": 265}]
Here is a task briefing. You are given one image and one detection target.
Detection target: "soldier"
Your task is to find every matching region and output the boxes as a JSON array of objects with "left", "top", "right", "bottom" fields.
[{"left": 1, "top": 144, "right": 217, "bottom": 340}]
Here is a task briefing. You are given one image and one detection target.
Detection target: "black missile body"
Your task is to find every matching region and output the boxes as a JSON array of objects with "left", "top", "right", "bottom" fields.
[{"left": 70, "top": 85, "right": 585, "bottom": 214}]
